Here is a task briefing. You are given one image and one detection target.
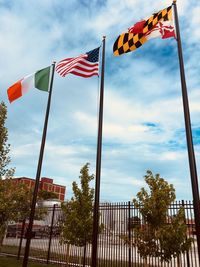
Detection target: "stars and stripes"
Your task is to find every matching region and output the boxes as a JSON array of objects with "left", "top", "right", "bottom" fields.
[{"left": 56, "top": 47, "right": 100, "bottom": 78}]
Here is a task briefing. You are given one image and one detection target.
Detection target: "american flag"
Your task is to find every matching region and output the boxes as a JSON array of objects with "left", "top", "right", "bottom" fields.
[{"left": 56, "top": 47, "right": 100, "bottom": 78}]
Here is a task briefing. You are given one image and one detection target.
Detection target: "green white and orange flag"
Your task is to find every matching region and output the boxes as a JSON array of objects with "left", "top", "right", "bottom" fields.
[{"left": 7, "top": 66, "right": 51, "bottom": 103}]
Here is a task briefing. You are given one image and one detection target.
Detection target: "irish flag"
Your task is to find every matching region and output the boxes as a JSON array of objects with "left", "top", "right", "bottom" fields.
[{"left": 7, "top": 66, "right": 51, "bottom": 103}]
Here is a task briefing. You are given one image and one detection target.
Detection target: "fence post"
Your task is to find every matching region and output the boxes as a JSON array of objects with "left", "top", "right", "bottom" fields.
[
  {"left": 182, "top": 200, "right": 190, "bottom": 267},
  {"left": 128, "top": 201, "right": 131, "bottom": 267},
  {"left": 83, "top": 239, "right": 87, "bottom": 267},
  {"left": 17, "top": 219, "right": 26, "bottom": 260},
  {"left": 47, "top": 204, "right": 56, "bottom": 264}
]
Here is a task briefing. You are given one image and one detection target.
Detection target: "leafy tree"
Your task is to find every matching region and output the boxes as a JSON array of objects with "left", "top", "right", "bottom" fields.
[
  {"left": 61, "top": 163, "right": 94, "bottom": 247},
  {"left": 159, "top": 208, "right": 192, "bottom": 265},
  {"left": 0, "top": 101, "right": 15, "bottom": 179},
  {"left": 0, "top": 180, "right": 31, "bottom": 246},
  {"left": 38, "top": 189, "right": 58, "bottom": 200},
  {"left": 128, "top": 216, "right": 141, "bottom": 231},
  {"left": 0, "top": 101, "right": 16, "bottom": 248},
  {"left": 0, "top": 102, "right": 45, "bottom": 249},
  {"left": 132, "top": 170, "right": 192, "bottom": 266}
]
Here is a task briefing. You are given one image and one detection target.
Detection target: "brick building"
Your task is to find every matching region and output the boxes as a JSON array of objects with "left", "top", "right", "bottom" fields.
[{"left": 14, "top": 177, "right": 66, "bottom": 201}]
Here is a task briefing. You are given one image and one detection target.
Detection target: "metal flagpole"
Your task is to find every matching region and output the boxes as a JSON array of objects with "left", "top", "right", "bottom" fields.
[
  {"left": 22, "top": 62, "right": 56, "bottom": 267},
  {"left": 91, "top": 36, "right": 106, "bottom": 267},
  {"left": 173, "top": 0, "right": 200, "bottom": 262}
]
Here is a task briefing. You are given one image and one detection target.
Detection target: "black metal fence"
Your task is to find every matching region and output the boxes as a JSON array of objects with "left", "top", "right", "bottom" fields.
[{"left": 1, "top": 201, "right": 199, "bottom": 266}]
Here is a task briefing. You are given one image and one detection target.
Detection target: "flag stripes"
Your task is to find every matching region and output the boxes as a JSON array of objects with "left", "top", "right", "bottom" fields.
[
  {"left": 56, "top": 48, "right": 100, "bottom": 78},
  {"left": 7, "top": 67, "right": 50, "bottom": 103}
]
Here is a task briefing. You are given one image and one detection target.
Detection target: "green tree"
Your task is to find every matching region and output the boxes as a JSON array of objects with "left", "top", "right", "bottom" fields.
[
  {"left": 0, "top": 102, "right": 46, "bottom": 249},
  {"left": 133, "top": 170, "right": 192, "bottom": 267},
  {"left": 61, "top": 163, "right": 95, "bottom": 265},
  {"left": 159, "top": 208, "right": 192, "bottom": 265},
  {"left": 0, "top": 101, "right": 16, "bottom": 248},
  {"left": 0, "top": 179, "right": 31, "bottom": 247},
  {"left": 38, "top": 189, "right": 58, "bottom": 200},
  {"left": 129, "top": 216, "right": 141, "bottom": 230},
  {"left": 61, "top": 163, "right": 94, "bottom": 246},
  {"left": 0, "top": 101, "right": 14, "bottom": 179}
]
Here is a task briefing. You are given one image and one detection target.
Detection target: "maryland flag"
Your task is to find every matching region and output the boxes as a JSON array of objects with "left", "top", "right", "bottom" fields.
[{"left": 113, "top": 5, "right": 175, "bottom": 56}]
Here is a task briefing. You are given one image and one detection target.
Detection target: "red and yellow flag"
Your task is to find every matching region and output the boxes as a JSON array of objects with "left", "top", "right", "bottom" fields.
[{"left": 113, "top": 5, "right": 175, "bottom": 56}]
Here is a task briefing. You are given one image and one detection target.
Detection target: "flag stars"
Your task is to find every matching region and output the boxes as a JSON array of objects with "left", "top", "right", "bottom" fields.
[{"left": 86, "top": 48, "right": 100, "bottom": 63}]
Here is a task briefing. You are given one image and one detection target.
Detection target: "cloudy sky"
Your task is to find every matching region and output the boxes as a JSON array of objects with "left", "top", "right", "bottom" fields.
[{"left": 0, "top": 0, "right": 200, "bottom": 202}]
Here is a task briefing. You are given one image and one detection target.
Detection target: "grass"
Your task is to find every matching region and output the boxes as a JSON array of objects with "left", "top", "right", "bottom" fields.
[
  {"left": 1, "top": 245, "right": 66, "bottom": 262},
  {"left": 1, "top": 245, "right": 47, "bottom": 259},
  {"left": 1, "top": 245, "right": 148, "bottom": 266},
  {"left": 0, "top": 255, "right": 147, "bottom": 267},
  {"left": 0, "top": 255, "right": 59, "bottom": 267}
]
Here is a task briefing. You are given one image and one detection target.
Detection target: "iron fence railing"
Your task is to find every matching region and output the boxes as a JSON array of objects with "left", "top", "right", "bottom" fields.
[{"left": 1, "top": 201, "right": 199, "bottom": 267}]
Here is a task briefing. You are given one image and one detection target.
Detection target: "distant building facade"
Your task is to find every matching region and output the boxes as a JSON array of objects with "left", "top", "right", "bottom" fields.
[{"left": 14, "top": 177, "right": 66, "bottom": 201}]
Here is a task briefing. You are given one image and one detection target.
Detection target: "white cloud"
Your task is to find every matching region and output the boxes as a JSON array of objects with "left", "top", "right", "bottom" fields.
[
  {"left": 159, "top": 151, "right": 184, "bottom": 161},
  {"left": 188, "top": 6, "right": 200, "bottom": 40}
]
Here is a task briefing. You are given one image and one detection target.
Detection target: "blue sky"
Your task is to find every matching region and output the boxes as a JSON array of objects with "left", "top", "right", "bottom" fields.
[{"left": 0, "top": 0, "right": 200, "bottom": 201}]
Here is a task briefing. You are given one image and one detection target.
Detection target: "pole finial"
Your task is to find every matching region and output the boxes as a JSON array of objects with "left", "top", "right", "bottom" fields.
[
  {"left": 173, "top": 0, "right": 177, "bottom": 3},
  {"left": 103, "top": 36, "right": 106, "bottom": 40}
]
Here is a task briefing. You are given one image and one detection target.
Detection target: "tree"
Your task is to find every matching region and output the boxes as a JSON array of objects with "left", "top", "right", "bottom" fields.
[
  {"left": 0, "top": 102, "right": 46, "bottom": 249},
  {"left": 132, "top": 170, "right": 192, "bottom": 266},
  {"left": 38, "top": 189, "right": 58, "bottom": 200},
  {"left": 128, "top": 216, "right": 141, "bottom": 231},
  {"left": 159, "top": 208, "right": 192, "bottom": 265},
  {"left": 0, "top": 179, "right": 31, "bottom": 247},
  {"left": 0, "top": 101, "right": 14, "bottom": 179},
  {"left": 61, "top": 163, "right": 94, "bottom": 247},
  {"left": 61, "top": 163, "right": 96, "bottom": 265},
  {"left": 0, "top": 101, "right": 16, "bottom": 248}
]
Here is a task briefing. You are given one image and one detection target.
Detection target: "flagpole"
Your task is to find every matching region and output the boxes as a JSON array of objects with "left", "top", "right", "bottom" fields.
[
  {"left": 173, "top": 0, "right": 200, "bottom": 262},
  {"left": 22, "top": 62, "right": 56, "bottom": 267},
  {"left": 91, "top": 36, "right": 106, "bottom": 267}
]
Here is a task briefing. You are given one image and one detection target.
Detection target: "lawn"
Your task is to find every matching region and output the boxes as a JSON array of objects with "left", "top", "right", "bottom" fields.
[
  {"left": 1, "top": 245, "right": 150, "bottom": 267},
  {"left": 0, "top": 254, "right": 148, "bottom": 267},
  {"left": 0, "top": 256, "right": 59, "bottom": 267}
]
